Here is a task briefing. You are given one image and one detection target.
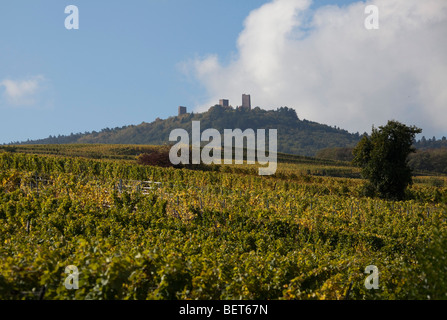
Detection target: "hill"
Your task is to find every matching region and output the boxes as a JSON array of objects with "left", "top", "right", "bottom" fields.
[{"left": 12, "top": 106, "right": 361, "bottom": 157}]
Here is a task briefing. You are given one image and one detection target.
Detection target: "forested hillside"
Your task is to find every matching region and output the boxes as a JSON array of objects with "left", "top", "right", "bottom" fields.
[{"left": 11, "top": 106, "right": 361, "bottom": 157}]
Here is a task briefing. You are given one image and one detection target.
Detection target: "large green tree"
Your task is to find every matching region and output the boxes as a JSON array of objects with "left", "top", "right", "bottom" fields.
[{"left": 352, "top": 120, "right": 422, "bottom": 200}]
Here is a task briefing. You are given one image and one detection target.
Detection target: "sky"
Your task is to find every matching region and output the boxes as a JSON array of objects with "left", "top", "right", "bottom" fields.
[{"left": 1, "top": 0, "right": 446, "bottom": 144}]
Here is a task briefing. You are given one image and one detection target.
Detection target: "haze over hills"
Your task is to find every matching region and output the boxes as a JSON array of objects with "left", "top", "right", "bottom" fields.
[{"left": 11, "top": 106, "right": 363, "bottom": 157}]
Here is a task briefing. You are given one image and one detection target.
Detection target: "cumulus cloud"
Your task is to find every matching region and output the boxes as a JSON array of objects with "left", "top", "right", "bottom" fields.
[
  {"left": 186, "top": 0, "right": 447, "bottom": 137},
  {"left": 0, "top": 75, "right": 49, "bottom": 107}
]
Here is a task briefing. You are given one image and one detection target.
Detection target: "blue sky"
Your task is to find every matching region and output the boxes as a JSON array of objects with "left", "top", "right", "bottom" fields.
[{"left": 1, "top": 0, "right": 446, "bottom": 144}]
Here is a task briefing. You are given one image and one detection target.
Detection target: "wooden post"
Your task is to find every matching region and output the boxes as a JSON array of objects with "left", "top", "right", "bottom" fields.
[
  {"left": 344, "top": 281, "right": 353, "bottom": 300},
  {"left": 38, "top": 285, "right": 46, "bottom": 300}
]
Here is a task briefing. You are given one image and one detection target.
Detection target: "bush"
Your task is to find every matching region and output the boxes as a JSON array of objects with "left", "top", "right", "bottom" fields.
[
  {"left": 136, "top": 147, "right": 218, "bottom": 172},
  {"left": 136, "top": 148, "right": 172, "bottom": 168}
]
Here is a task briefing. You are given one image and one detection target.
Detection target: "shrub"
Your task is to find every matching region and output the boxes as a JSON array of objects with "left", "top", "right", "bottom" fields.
[{"left": 136, "top": 148, "right": 172, "bottom": 168}]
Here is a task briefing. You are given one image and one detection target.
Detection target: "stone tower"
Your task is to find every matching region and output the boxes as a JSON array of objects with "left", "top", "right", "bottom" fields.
[
  {"left": 178, "top": 106, "right": 187, "bottom": 116},
  {"left": 219, "top": 99, "right": 229, "bottom": 107},
  {"left": 242, "top": 94, "right": 251, "bottom": 109}
]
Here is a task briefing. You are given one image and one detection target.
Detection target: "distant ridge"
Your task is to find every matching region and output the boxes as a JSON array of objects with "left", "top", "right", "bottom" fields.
[{"left": 11, "top": 106, "right": 362, "bottom": 157}]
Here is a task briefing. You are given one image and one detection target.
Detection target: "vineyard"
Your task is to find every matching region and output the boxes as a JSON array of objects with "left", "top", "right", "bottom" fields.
[{"left": 1, "top": 151, "right": 447, "bottom": 300}]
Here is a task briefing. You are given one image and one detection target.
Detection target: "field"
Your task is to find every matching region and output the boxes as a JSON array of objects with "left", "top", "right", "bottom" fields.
[{"left": 1, "top": 145, "right": 446, "bottom": 300}]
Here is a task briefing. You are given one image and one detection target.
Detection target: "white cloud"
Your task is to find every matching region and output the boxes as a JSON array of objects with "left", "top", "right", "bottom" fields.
[
  {"left": 186, "top": 0, "right": 447, "bottom": 137},
  {"left": 0, "top": 75, "right": 48, "bottom": 107}
]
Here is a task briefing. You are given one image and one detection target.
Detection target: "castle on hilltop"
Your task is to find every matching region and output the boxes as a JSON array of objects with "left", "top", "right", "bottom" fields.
[
  {"left": 178, "top": 94, "right": 252, "bottom": 116},
  {"left": 217, "top": 94, "right": 251, "bottom": 110}
]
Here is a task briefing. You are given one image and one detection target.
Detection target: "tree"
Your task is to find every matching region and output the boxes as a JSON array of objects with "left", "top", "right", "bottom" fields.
[{"left": 352, "top": 120, "right": 422, "bottom": 200}]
